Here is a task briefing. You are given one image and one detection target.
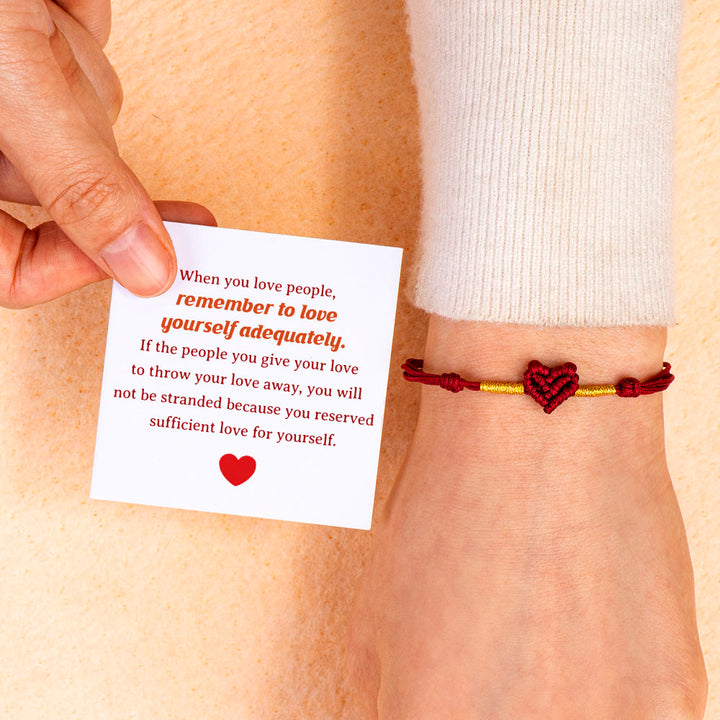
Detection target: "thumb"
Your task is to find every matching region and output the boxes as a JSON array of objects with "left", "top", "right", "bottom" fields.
[{"left": 0, "top": 2, "right": 175, "bottom": 297}]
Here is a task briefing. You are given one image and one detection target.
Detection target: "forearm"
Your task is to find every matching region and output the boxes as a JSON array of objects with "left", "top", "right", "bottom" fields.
[{"left": 349, "top": 5, "right": 706, "bottom": 715}]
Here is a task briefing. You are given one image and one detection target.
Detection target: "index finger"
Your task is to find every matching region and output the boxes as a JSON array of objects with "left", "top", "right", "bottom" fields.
[
  {"left": 0, "top": 1, "right": 176, "bottom": 297},
  {"left": 52, "top": 0, "right": 111, "bottom": 47}
]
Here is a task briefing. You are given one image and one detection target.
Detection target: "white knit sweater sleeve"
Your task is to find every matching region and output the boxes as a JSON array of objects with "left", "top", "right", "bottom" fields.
[{"left": 405, "top": 0, "right": 684, "bottom": 326}]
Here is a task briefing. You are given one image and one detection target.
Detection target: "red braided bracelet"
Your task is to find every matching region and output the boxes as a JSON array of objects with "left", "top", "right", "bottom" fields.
[{"left": 401, "top": 358, "right": 674, "bottom": 414}]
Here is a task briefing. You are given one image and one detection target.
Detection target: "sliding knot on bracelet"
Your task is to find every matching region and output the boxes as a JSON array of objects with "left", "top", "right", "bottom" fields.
[
  {"left": 438, "top": 372, "right": 465, "bottom": 393},
  {"left": 614, "top": 363, "right": 673, "bottom": 398},
  {"left": 402, "top": 358, "right": 674, "bottom": 414},
  {"left": 616, "top": 376, "right": 642, "bottom": 398}
]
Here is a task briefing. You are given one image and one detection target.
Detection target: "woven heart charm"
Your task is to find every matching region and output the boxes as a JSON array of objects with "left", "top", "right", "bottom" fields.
[{"left": 523, "top": 360, "right": 579, "bottom": 414}]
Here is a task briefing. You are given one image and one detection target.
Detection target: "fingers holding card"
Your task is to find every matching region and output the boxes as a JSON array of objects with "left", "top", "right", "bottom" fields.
[{"left": 91, "top": 222, "right": 402, "bottom": 529}]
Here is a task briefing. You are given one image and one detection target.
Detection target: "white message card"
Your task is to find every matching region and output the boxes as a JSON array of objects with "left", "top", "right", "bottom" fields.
[{"left": 91, "top": 222, "right": 403, "bottom": 529}]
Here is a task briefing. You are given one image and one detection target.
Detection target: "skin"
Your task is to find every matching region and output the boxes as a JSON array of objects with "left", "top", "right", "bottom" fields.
[
  {"left": 347, "top": 318, "right": 708, "bottom": 719},
  {"left": 0, "top": 0, "right": 213, "bottom": 307},
  {"left": 0, "top": 2, "right": 709, "bottom": 717}
]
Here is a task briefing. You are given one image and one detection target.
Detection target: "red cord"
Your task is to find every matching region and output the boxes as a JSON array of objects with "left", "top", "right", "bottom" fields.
[
  {"left": 615, "top": 362, "right": 674, "bottom": 397},
  {"left": 401, "top": 358, "right": 481, "bottom": 393},
  {"left": 402, "top": 359, "right": 674, "bottom": 404}
]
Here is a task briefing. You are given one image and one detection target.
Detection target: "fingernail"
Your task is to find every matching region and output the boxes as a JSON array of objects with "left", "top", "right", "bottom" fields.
[{"left": 100, "top": 223, "right": 174, "bottom": 296}]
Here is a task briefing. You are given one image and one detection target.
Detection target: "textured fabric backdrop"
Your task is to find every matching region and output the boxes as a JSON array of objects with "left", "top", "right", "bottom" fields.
[{"left": 0, "top": 1, "right": 718, "bottom": 717}]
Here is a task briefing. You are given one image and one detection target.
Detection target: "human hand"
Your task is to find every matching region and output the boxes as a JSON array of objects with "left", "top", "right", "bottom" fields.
[
  {"left": 0, "top": 1, "right": 212, "bottom": 307},
  {"left": 348, "top": 319, "right": 708, "bottom": 719}
]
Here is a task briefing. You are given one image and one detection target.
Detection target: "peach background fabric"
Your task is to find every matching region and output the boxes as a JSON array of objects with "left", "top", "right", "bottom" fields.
[{"left": 0, "top": 1, "right": 718, "bottom": 717}]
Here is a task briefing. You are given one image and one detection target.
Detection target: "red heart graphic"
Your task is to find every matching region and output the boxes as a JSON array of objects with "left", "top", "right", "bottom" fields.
[
  {"left": 219, "top": 454, "right": 256, "bottom": 486},
  {"left": 523, "top": 360, "right": 579, "bottom": 414}
]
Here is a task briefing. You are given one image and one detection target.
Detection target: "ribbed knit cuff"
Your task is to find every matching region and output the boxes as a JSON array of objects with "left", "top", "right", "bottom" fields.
[{"left": 406, "top": 0, "right": 684, "bottom": 326}]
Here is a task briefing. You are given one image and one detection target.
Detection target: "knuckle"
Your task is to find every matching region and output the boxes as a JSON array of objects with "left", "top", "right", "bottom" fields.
[
  {"left": 46, "top": 170, "right": 128, "bottom": 229},
  {"left": 0, "top": 3, "right": 49, "bottom": 37},
  {"left": 0, "top": 7, "right": 52, "bottom": 65}
]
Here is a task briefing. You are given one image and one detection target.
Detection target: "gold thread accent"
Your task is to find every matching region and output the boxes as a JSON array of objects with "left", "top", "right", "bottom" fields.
[
  {"left": 478, "top": 381, "right": 525, "bottom": 395},
  {"left": 574, "top": 384, "right": 617, "bottom": 397},
  {"left": 475, "top": 382, "right": 616, "bottom": 397}
]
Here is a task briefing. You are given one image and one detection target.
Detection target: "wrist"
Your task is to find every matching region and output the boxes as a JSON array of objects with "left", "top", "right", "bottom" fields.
[
  {"left": 423, "top": 316, "right": 667, "bottom": 380},
  {"left": 411, "top": 316, "right": 669, "bottom": 471}
]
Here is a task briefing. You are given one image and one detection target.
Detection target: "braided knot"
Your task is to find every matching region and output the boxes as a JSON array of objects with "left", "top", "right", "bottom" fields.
[
  {"left": 438, "top": 372, "right": 465, "bottom": 393},
  {"left": 616, "top": 377, "right": 641, "bottom": 398}
]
